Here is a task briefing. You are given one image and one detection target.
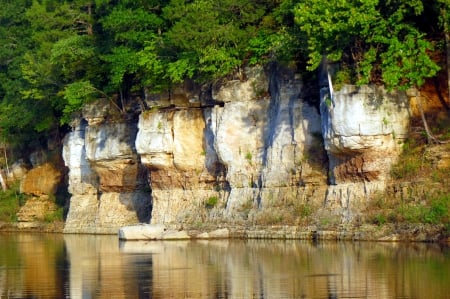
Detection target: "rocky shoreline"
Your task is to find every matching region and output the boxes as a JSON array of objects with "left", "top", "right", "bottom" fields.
[
  {"left": 0, "top": 221, "right": 65, "bottom": 233},
  {"left": 2, "top": 221, "right": 449, "bottom": 243},
  {"left": 118, "top": 223, "right": 450, "bottom": 243}
]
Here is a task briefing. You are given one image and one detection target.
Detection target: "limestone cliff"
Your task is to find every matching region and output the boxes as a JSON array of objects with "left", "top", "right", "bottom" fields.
[
  {"left": 320, "top": 84, "right": 410, "bottom": 222},
  {"left": 63, "top": 103, "right": 151, "bottom": 234},
  {"left": 61, "top": 64, "right": 412, "bottom": 233}
]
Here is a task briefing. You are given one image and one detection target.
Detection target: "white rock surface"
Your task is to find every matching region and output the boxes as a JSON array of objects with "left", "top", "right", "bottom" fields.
[
  {"left": 136, "top": 111, "right": 174, "bottom": 168},
  {"left": 161, "top": 230, "right": 191, "bottom": 240},
  {"left": 118, "top": 224, "right": 167, "bottom": 240},
  {"left": 196, "top": 228, "right": 230, "bottom": 239},
  {"left": 321, "top": 85, "right": 410, "bottom": 184},
  {"left": 63, "top": 122, "right": 98, "bottom": 196},
  {"left": 208, "top": 67, "right": 325, "bottom": 215},
  {"left": 85, "top": 122, "right": 137, "bottom": 161}
]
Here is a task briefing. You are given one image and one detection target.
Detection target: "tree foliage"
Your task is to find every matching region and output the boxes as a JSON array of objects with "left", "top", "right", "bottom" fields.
[
  {"left": 0, "top": 0, "right": 446, "bottom": 153},
  {"left": 293, "top": 0, "right": 442, "bottom": 90}
]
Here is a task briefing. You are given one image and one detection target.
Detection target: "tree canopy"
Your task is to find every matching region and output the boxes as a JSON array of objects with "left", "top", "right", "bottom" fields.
[
  {"left": 0, "top": 0, "right": 447, "bottom": 153},
  {"left": 294, "top": 0, "right": 447, "bottom": 90}
]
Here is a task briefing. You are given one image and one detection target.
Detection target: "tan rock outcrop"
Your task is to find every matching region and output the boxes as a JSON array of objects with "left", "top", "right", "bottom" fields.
[
  {"left": 16, "top": 195, "right": 59, "bottom": 222},
  {"left": 62, "top": 194, "right": 99, "bottom": 233},
  {"left": 20, "top": 163, "right": 63, "bottom": 196},
  {"left": 136, "top": 108, "right": 226, "bottom": 224}
]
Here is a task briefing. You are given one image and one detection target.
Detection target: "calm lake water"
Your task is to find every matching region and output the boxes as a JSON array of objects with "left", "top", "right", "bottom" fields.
[{"left": 0, "top": 233, "right": 449, "bottom": 299}]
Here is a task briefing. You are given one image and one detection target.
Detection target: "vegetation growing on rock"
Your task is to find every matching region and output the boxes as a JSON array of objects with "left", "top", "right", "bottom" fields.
[{"left": 0, "top": 0, "right": 448, "bottom": 152}]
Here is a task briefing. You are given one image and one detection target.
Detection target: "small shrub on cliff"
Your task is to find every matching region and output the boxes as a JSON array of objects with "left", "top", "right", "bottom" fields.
[
  {"left": 373, "top": 213, "right": 387, "bottom": 225},
  {"left": 397, "top": 205, "right": 424, "bottom": 223},
  {"left": 295, "top": 203, "right": 313, "bottom": 219},
  {"left": 423, "top": 195, "right": 450, "bottom": 224},
  {"left": 0, "top": 197, "right": 19, "bottom": 222},
  {"left": 205, "top": 196, "right": 219, "bottom": 209},
  {"left": 254, "top": 210, "right": 286, "bottom": 225},
  {"left": 396, "top": 196, "right": 449, "bottom": 225},
  {"left": 391, "top": 138, "right": 424, "bottom": 179},
  {"left": 245, "top": 152, "right": 253, "bottom": 165},
  {"left": 391, "top": 158, "right": 423, "bottom": 179},
  {"left": 43, "top": 207, "right": 64, "bottom": 223},
  {"left": 333, "top": 68, "right": 353, "bottom": 91}
]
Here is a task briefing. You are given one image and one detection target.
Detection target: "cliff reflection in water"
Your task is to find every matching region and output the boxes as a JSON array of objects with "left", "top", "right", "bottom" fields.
[
  {"left": 66, "top": 236, "right": 450, "bottom": 299},
  {"left": 1, "top": 234, "right": 450, "bottom": 298}
]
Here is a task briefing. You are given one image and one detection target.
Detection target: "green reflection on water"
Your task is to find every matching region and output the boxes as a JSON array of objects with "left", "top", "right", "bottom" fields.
[
  {"left": 0, "top": 234, "right": 20, "bottom": 268},
  {"left": 0, "top": 233, "right": 66, "bottom": 298}
]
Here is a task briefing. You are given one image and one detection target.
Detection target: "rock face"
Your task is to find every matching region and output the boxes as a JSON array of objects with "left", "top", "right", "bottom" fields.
[
  {"left": 136, "top": 108, "right": 222, "bottom": 224},
  {"left": 21, "top": 163, "right": 63, "bottom": 196},
  {"left": 321, "top": 85, "right": 409, "bottom": 184},
  {"left": 63, "top": 101, "right": 151, "bottom": 234},
  {"left": 62, "top": 65, "right": 412, "bottom": 233},
  {"left": 319, "top": 85, "right": 410, "bottom": 222},
  {"left": 17, "top": 162, "right": 64, "bottom": 225},
  {"left": 208, "top": 66, "right": 328, "bottom": 222},
  {"left": 16, "top": 196, "right": 59, "bottom": 223},
  {"left": 133, "top": 65, "right": 328, "bottom": 225}
]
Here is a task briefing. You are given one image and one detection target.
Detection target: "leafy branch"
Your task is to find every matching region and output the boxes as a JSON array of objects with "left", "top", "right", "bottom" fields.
[{"left": 62, "top": 81, "right": 124, "bottom": 124}]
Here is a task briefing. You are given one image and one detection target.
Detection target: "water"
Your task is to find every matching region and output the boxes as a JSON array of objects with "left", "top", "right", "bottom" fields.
[{"left": 0, "top": 233, "right": 449, "bottom": 299}]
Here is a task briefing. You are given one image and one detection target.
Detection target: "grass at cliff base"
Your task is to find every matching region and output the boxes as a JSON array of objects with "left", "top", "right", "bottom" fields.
[
  {"left": 365, "top": 123, "right": 450, "bottom": 236},
  {"left": 0, "top": 183, "right": 28, "bottom": 222}
]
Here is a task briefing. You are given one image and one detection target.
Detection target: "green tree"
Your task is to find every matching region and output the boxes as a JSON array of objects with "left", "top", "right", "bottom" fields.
[
  {"left": 435, "top": 0, "right": 450, "bottom": 102},
  {"left": 247, "top": 0, "right": 304, "bottom": 65},
  {"left": 0, "top": 0, "right": 50, "bottom": 150},
  {"left": 0, "top": 0, "right": 444, "bottom": 150},
  {"left": 294, "top": 0, "right": 440, "bottom": 89},
  {"left": 21, "top": 0, "right": 102, "bottom": 125},
  {"left": 294, "top": 0, "right": 443, "bottom": 142},
  {"left": 162, "top": 0, "right": 274, "bottom": 81},
  {"left": 98, "top": 0, "right": 169, "bottom": 99}
]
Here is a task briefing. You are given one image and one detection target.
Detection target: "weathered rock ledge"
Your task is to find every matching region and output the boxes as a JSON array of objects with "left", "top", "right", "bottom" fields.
[
  {"left": 1, "top": 221, "right": 448, "bottom": 243},
  {"left": 117, "top": 223, "right": 450, "bottom": 243}
]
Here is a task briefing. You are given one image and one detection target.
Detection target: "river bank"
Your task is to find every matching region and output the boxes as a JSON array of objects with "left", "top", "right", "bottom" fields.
[
  {"left": 1, "top": 221, "right": 449, "bottom": 243},
  {"left": 0, "top": 221, "right": 65, "bottom": 233}
]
